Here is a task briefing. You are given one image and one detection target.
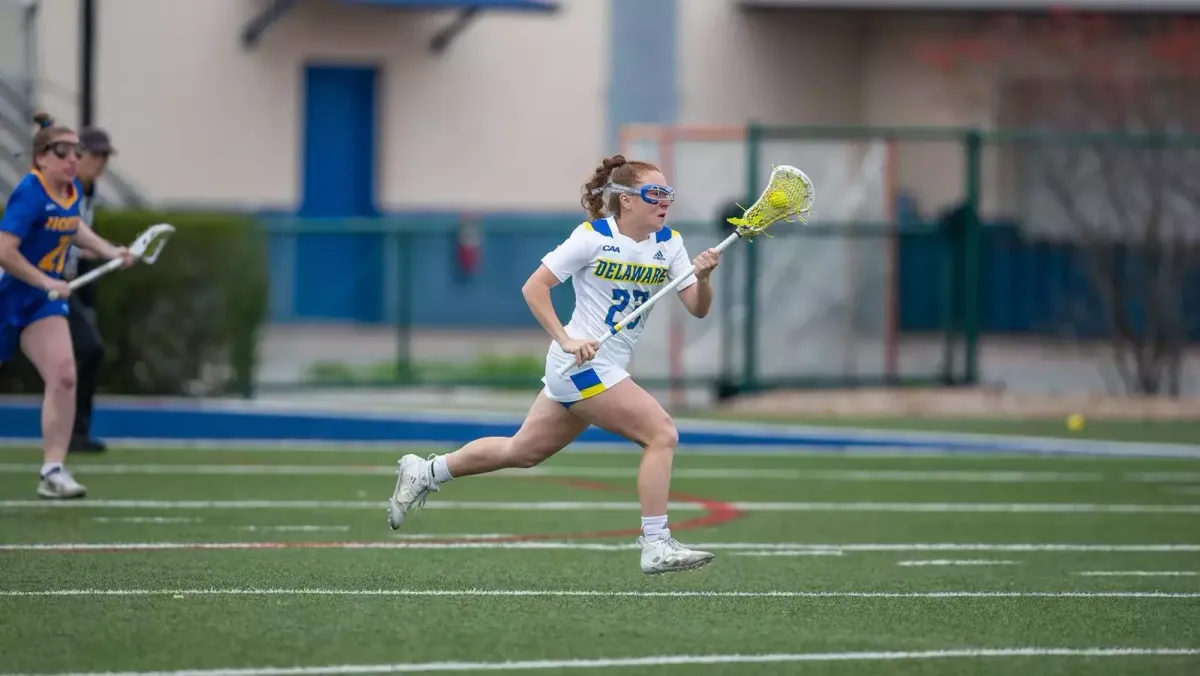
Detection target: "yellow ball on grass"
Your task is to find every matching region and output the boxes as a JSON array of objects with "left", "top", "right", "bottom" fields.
[
  {"left": 1066, "top": 413, "right": 1085, "bottom": 432},
  {"left": 768, "top": 190, "right": 789, "bottom": 209}
]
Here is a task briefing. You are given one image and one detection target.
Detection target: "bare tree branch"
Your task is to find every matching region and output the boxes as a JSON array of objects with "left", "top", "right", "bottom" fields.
[{"left": 920, "top": 11, "right": 1200, "bottom": 396}]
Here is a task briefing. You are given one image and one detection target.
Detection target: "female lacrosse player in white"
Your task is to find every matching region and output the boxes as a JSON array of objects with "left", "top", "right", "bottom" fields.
[{"left": 387, "top": 154, "right": 721, "bottom": 575}]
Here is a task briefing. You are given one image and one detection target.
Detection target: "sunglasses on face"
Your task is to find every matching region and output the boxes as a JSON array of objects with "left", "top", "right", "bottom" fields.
[{"left": 41, "top": 141, "right": 83, "bottom": 160}]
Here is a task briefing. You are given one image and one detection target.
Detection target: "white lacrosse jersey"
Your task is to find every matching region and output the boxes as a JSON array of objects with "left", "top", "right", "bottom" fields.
[{"left": 540, "top": 216, "right": 696, "bottom": 373}]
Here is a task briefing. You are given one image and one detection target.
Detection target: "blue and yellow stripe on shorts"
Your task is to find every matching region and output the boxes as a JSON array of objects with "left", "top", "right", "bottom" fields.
[{"left": 569, "top": 368, "right": 607, "bottom": 400}]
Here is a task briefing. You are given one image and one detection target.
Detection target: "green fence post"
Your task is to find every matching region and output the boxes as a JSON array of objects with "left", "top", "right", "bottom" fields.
[
  {"left": 963, "top": 130, "right": 982, "bottom": 385},
  {"left": 395, "top": 230, "right": 413, "bottom": 383},
  {"left": 742, "top": 122, "right": 762, "bottom": 391},
  {"left": 939, "top": 213, "right": 958, "bottom": 385}
]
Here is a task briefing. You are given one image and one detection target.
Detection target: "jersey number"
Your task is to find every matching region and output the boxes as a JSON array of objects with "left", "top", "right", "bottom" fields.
[
  {"left": 605, "top": 289, "right": 650, "bottom": 332},
  {"left": 38, "top": 235, "right": 72, "bottom": 274}
]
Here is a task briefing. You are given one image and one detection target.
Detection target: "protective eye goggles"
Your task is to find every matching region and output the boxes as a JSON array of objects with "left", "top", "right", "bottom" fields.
[
  {"left": 592, "top": 182, "right": 676, "bottom": 205},
  {"left": 41, "top": 141, "right": 83, "bottom": 160}
]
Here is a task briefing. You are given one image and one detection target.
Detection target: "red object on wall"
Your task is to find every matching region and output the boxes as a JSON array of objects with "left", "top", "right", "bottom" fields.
[{"left": 457, "top": 216, "right": 481, "bottom": 277}]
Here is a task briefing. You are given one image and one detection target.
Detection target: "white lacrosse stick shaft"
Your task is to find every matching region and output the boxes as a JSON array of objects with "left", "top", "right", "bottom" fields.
[
  {"left": 55, "top": 257, "right": 126, "bottom": 296},
  {"left": 48, "top": 223, "right": 175, "bottom": 300},
  {"left": 555, "top": 230, "right": 742, "bottom": 377}
]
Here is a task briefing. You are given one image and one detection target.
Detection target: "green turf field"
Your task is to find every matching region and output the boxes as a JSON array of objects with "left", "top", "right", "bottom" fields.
[{"left": 1, "top": 444, "right": 1199, "bottom": 675}]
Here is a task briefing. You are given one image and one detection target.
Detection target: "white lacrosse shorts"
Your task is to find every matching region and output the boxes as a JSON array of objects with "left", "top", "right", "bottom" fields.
[{"left": 541, "top": 355, "right": 631, "bottom": 408}]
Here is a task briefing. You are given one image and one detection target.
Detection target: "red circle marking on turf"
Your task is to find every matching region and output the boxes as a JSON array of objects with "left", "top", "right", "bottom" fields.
[
  {"left": 7, "top": 475, "right": 745, "bottom": 554},
  {"left": 495, "top": 476, "right": 744, "bottom": 543}
]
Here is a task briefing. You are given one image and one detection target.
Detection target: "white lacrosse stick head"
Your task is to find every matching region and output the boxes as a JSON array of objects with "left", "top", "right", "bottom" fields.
[
  {"left": 770, "top": 165, "right": 815, "bottom": 215},
  {"left": 130, "top": 223, "right": 175, "bottom": 264},
  {"left": 726, "top": 164, "right": 816, "bottom": 237}
]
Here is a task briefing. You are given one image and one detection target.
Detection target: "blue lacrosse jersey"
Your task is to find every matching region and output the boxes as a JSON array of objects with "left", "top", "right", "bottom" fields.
[{"left": 0, "top": 171, "right": 81, "bottom": 361}]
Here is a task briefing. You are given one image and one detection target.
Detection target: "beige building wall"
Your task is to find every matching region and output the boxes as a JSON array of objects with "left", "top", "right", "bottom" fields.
[
  {"left": 674, "top": 4, "right": 1015, "bottom": 221},
  {"left": 35, "top": 0, "right": 604, "bottom": 210},
  {"left": 31, "top": 0, "right": 1172, "bottom": 219}
]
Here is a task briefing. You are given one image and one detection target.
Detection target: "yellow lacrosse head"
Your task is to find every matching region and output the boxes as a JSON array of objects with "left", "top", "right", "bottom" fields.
[{"left": 726, "top": 165, "right": 814, "bottom": 238}]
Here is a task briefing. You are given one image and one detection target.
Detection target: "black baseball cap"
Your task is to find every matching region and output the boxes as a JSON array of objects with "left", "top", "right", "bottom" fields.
[{"left": 79, "top": 127, "right": 115, "bottom": 154}]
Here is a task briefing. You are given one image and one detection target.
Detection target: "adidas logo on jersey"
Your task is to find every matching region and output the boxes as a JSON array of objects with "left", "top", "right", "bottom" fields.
[{"left": 653, "top": 250, "right": 666, "bottom": 261}]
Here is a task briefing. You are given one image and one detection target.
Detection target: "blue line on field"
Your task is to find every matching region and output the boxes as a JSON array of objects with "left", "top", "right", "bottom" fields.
[{"left": 0, "top": 400, "right": 1197, "bottom": 458}]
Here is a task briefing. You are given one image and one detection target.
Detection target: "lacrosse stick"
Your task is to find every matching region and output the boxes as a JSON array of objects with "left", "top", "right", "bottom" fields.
[
  {"left": 48, "top": 223, "right": 175, "bottom": 300},
  {"left": 556, "top": 165, "right": 814, "bottom": 376}
]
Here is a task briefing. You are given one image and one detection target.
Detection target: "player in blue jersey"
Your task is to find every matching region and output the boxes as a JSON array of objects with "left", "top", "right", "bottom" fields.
[{"left": 0, "top": 112, "right": 134, "bottom": 499}]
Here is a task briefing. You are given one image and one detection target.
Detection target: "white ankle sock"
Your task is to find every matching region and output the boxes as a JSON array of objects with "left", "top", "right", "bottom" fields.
[
  {"left": 641, "top": 515, "right": 670, "bottom": 541},
  {"left": 40, "top": 462, "right": 63, "bottom": 478},
  {"left": 430, "top": 455, "right": 454, "bottom": 484}
]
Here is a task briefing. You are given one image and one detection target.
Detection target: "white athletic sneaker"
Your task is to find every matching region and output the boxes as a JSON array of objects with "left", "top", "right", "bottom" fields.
[
  {"left": 37, "top": 468, "right": 86, "bottom": 500},
  {"left": 637, "top": 535, "right": 714, "bottom": 575},
  {"left": 387, "top": 453, "right": 438, "bottom": 530}
]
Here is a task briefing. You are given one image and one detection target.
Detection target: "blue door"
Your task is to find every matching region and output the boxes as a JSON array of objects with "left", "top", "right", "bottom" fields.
[
  {"left": 294, "top": 64, "right": 383, "bottom": 322},
  {"left": 301, "top": 65, "right": 377, "bottom": 217}
]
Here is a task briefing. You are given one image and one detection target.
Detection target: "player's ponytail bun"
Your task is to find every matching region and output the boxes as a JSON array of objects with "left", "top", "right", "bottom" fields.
[
  {"left": 580, "top": 154, "right": 661, "bottom": 221},
  {"left": 581, "top": 154, "right": 627, "bottom": 220},
  {"left": 29, "top": 111, "right": 73, "bottom": 170}
]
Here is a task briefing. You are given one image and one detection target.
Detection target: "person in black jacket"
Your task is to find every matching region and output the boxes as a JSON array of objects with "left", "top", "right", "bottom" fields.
[{"left": 63, "top": 126, "right": 115, "bottom": 453}]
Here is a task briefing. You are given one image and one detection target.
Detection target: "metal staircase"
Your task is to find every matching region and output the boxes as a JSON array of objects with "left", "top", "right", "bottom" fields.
[
  {"left": 0, "top": 1, "right": 147, "bottom": 207},
  {"left": 0, "top": 75, "right": 148, "bottom": 208},
  {"left": 0, "top": 76, "right": 27, "bottom": 199}
]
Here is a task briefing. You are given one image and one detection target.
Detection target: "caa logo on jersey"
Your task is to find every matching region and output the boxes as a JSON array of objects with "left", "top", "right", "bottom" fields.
[{"left": 602, "top": 245, "right": 621, "bottom": 253}]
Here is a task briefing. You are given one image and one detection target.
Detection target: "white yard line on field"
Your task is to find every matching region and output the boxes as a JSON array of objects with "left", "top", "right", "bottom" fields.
[
  {"left": 233, "top": 526, "right": 350, "bottom": 533},
  {"left": 91, "top": 517, "right": 203, "bottom": 525},
  {"left": 0, "top": 440, "right": 1062, "bottom": 458},
  {"left": 5, "top": 647, "right": 1200, "bottom": 676},
  {"left": 1124, "top": 473, "right": 1200, "bottom": 483},
  {"left": 731, "top": 550, "right": 845, "bottom": 557},
  {"left": 0, "top": 463, "right": 1109, "bottom": 483},
  {"left": 0, "top": 588, "right": 1197, "bottom": 599},
  {"left": 3, "top": 431, "right": 1200, "bottom": 459},
  {"left": 1075, "top": 571, "right": 1200, "bottom": 577},
  {"left": 3, "top": 541, "right": 1200, "bottom": 553},
  {"left": 4, "top": 499, "right": 1199, "bottom": 514},
  {"left": 89, "top": 519, "right": 353, "bottom": 533},
  {"left": 390, "top": 534, "right": 516, "bottom": 540},
  {"left": 897, "top": 559, "right": 1020, "bottom": 567}
]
